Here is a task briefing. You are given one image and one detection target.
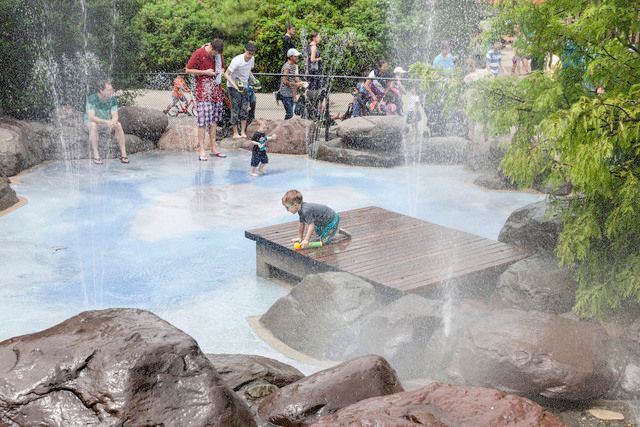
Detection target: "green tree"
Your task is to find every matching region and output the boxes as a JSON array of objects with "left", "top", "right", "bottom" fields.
[{"left": 468, "top": 0, "right": 640, "bottom": 318}]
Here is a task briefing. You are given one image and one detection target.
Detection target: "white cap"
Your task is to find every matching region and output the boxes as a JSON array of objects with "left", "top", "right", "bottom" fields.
[
  {"left": 393, "top": 66, "right": 408, "bottom": 74},
  {"left": 287, "top": 48, "right": 302, "bottom": 57}
]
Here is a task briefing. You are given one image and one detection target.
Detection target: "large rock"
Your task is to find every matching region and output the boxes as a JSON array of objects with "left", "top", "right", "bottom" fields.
[
  {"left": 158, "top": 124, "right": 199, "bottom": 151},
  {"left": 245, "top": 117, "right": 314, "bottom": 154},
  {"left": 466, "top": 121, "right": 512, "bottom": 172},
  {"left": 314, "top": 138, "right": 404, "bottom": 167},
  {"left": 118, "top": 105, "right": 168, "bottom": 142},
  {"left": 498, "top": 199, "right": 562, "bottom": 253},
  {"left": 258, "top": 355, "right": 403, "bottom": 426},
  {"left": 473, "top": 171, "right": 516, "bottom": 190},
  {"left": 260, "top": 272, "right": 394, "bottom": 359},
  {"left": 328, "top": 294, "right": 442, "bottom": 378},
  {"left": 207, "top": 353, "right": 304, "bottom": 409},
  {"left": 0, "top": 309, "right": 256, "bottom": 427},
  {"left": 311, "top": 382, "right": 566, "bottom": 427},
  {"left": 0, "top": 180, "right": 18, "bottom": 211},
  {"left": 0, "top": 118, "right": 45, "bottom": 176},
  {"left": 336, "top": 116, "right": 406, "bottom": 151},
  {"left": 450, "top": 309, "right": 616, "bottom": 400},
  {"left": 416, "top": 136, "right": 471, "bottom": 164},
  {"left": 491, "top": 254, "right": 577, "bottom": 314}
]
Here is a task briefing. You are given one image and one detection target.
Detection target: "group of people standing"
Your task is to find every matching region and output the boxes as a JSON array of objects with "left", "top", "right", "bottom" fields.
[{"left": 185, "top": 39, "right": 260, "bottom": 161}]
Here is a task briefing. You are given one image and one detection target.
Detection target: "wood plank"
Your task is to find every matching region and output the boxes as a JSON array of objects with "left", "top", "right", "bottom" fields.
[{"left": 246, "top": 206, "right": 532, "bottom": 294}]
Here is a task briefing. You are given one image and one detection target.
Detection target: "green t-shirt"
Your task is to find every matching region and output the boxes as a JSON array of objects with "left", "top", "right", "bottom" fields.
[{"left": 85, "top": 93, "right": 118, "bottom": 123}]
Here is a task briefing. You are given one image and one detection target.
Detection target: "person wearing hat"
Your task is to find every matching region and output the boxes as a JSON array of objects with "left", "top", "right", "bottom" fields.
[
  {"left": 280, "top": 48, "right": 303, "bottom": 120},
  {"left": 386, "top": 66, "right": 407, "bottom": 115},
  {"left": 224, "top": 41, "right": 258, "bottom": 138}
]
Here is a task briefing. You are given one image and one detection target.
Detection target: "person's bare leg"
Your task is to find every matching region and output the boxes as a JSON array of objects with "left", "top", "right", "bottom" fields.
[
  {"left": 249, "top": 166, "right": 257, "bottom": 176},
  {"left": 89, "top": 123, "right": 100, "bottom": 160},
  {"left": 240, "top": 120, "right": 247, "bottom": 138},
  {"left": 114, "top": 122, "right": 128, "bottom": 160},
  {"left": 258, "top": 164, "right": 266, "bottom": 174},
  {"left": 208, "top": 125, "right": 220, "bottom": 154},
  {"left": 197, "top": 126, "right": 207, "bottom": 158}
]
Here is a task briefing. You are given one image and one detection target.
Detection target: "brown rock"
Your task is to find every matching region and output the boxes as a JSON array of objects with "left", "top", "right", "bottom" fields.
[
  {"left": 245, "top": 117, "right": 314, "bottom": 154},
  {"left": 0, "top": 309, "right": 256, "bottom": 427},
  {"left": 0, "top": 180, "right": 18, "bottom": 211},
  {"left": 451, "top": 309, "right": 616, "bottom": 400},
  {"left": 258, "top": 355, "right": 403, "bottom": 426},
  {"left": 158, "top": 124, "right": 199, "bottom": 151},
  {"left": 311, "top": 382, "right": 566, "bottom": 427},
  {"left": 118, "top": 106, "right": 168, "bottom": 142}
]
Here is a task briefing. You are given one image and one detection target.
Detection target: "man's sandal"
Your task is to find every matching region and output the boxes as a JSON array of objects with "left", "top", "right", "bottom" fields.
[
  {"left": 93, "top": 157, "right": 103, "bottom": 165},
  {"left": 120, "top": 156, "right": 129, "bottom": 164}
]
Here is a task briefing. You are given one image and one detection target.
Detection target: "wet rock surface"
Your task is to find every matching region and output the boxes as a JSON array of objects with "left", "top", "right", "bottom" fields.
[
  {"left": 416, "top": 136, "right": 471, "bottom": 164},
  {"left": 451, "top": 309, "right": 616, "bottom": 401},
  {"left": 0, "top": 308, "right": 256, "bottom": 427},
  {"left": 257, "top": 355, "right": 403, "bottom": 426},
  {"left": 118, "top": 106, "right": 168, "bottom": 141},
  {"left": 207, "top": 353, "right": 304, "bottom": 411},
  {"left": 474, "top": 170, "right": 516, "bottom": 190},
  {"left": 0, "top": 179, "right": 18, "bottom": 211},
  {"left": 0, "top": 118, "right": 45, "bottom": 176},
  {"left": 492, "top": 254, "right": 577, "bottom": 314},
  {"left": 328, "top": 294, "right": 442, "bottom": 378},
  {"left": 260, "top": 272, "right": 394, "bottom": 358},
  {"left": 498, "top": 199, "right": 563, "bottom": 253},
  {"left": 158, "top": 124, "right": 199, "bottom": 151},
  {"left": 314, "top": 138, "right": 405, "bottom": 167},
  {"left": 336, "top": 116, "right": 406, "bottom": 151},
  {"left": 311, "top": 382, "right": 566, "bottom": 427}
]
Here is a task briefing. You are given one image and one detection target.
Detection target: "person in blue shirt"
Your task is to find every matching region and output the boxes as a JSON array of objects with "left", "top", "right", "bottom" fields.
[{"left": 432, "top": 41, "right": 454, "bottom": 75}]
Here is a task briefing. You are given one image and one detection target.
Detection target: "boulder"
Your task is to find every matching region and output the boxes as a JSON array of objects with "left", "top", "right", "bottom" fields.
[
  {"left": 245, "top": 117, "right": 314, "bottom": 154},
  {"left": 314, "top": 139, "right": 405, "bottom": 168},
  {"left": 158, "top": 124, "right": 199, "bottom": 151},
  {"left": 260, "top": 272, "right": 394, "bottom": 359},
  {"left": 0, "top": 118, "right": 44, "bottom": 176},
  {"left": 491, "top": 254, "right": 577, "bottom": 314},
  {"left": 328, "top": 294, "right": 442, "bottom": 378},
  {"left": 473, "top": 171, "right": 516, "bottom": 190},
  {"left": 336, "top": 116, "right": 406, "bottom": 151},
  {"left": 258, "top": 355, "right": 403, "bottom": 426},
  {"left": 207, "top": 353, "right": 304, "bottom": 409},
  {"left": 417, "top": 136, "right": 471, "bottom": 164},
  {"left": 118, "top": 106, "right": 168, "bottom": 142},
  {"left": 466, "top": 121, "right": 512, "bottom": 172},
  {"left": 498, "top": 199, "right": 562, "bottom": 253},
  {"left": 311, "top": 382, "right": 566, "bottom": 427},
  {"left": 0, "top": 180, "right": 18, "bottom": 211},
  {"left": 0, "top": 309, "right": 256, "bottom": 427},
  {"left": 450, "top": 309, "right": 616, "bottom": 400}
]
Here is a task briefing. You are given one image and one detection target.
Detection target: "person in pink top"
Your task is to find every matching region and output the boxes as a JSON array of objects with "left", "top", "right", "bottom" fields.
[{"left": 185, "top": 38, "right": 227, "bottom": 161}]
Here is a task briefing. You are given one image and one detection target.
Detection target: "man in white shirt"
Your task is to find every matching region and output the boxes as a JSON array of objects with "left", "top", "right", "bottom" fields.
[{"left": 224, "top": 41, "right": 257, "bottom": 138}]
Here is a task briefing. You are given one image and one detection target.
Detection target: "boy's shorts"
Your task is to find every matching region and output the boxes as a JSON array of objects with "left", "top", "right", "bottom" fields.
[
  {"left": 314, "top": 214, "right": 340, "bottom": 243},
  {"left": 250, "top": 149, "right": 268, "bottom": 167}
]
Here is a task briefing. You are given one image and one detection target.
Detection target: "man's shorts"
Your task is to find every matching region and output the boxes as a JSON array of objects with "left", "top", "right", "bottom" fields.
[
  {"left": 197, "top": 101, "right": 224, "bottom": 128},
  {"left": 229, "top": 87, "right": 249, "bottom": 125}
]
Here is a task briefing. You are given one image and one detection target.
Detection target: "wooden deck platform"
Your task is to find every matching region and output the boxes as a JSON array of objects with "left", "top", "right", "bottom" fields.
[{"left": 245, "top": 206, "right": 531, "bottom": 293}]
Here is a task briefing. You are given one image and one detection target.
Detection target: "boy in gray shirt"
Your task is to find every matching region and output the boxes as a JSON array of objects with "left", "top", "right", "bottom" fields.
[{"left": 282, "top": 189, "right": 351, "bottom": 247}]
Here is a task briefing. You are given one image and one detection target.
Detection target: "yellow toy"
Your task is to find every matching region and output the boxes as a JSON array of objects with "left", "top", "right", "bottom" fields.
[{"left": 294, "top": 241, "right": 323, "bottom": 250}]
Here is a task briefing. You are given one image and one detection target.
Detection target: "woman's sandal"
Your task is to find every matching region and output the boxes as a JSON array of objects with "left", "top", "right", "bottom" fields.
[
  {"left": 93, "top": 157, "right": 103, "bottom": 165},
  {"left": 198, "top": 154, "right": 209, "bottom": 161},
  {"left": 120, "top": 156, "right": 129, "bottom": 164}
]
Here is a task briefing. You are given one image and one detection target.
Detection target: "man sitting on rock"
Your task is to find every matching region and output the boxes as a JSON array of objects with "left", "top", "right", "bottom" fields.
[{"left": 85, "top": 80, "right": 128, "bottom": 164}]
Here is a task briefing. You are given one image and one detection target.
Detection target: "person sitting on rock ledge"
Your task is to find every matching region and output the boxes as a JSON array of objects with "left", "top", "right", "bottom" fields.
[
  {"left": 85, "top": 80, "right": 128, "bottom": 164},
  {"left": 282, "top": 189, "right": 351, "bottom": 248}
]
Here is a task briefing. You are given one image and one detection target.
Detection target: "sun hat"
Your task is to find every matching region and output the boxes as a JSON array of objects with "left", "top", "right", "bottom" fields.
[
  {"left": 287, "top": 48, "right": 302, "bottom": 57},
  {"left": 393, "top": 66, "right": 408, "bottom": 74}
]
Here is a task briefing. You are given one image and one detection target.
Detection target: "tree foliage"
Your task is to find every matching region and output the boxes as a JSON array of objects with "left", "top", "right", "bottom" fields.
[{"left": 468, "top": 0, "right": 640, "bottom": 318}]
